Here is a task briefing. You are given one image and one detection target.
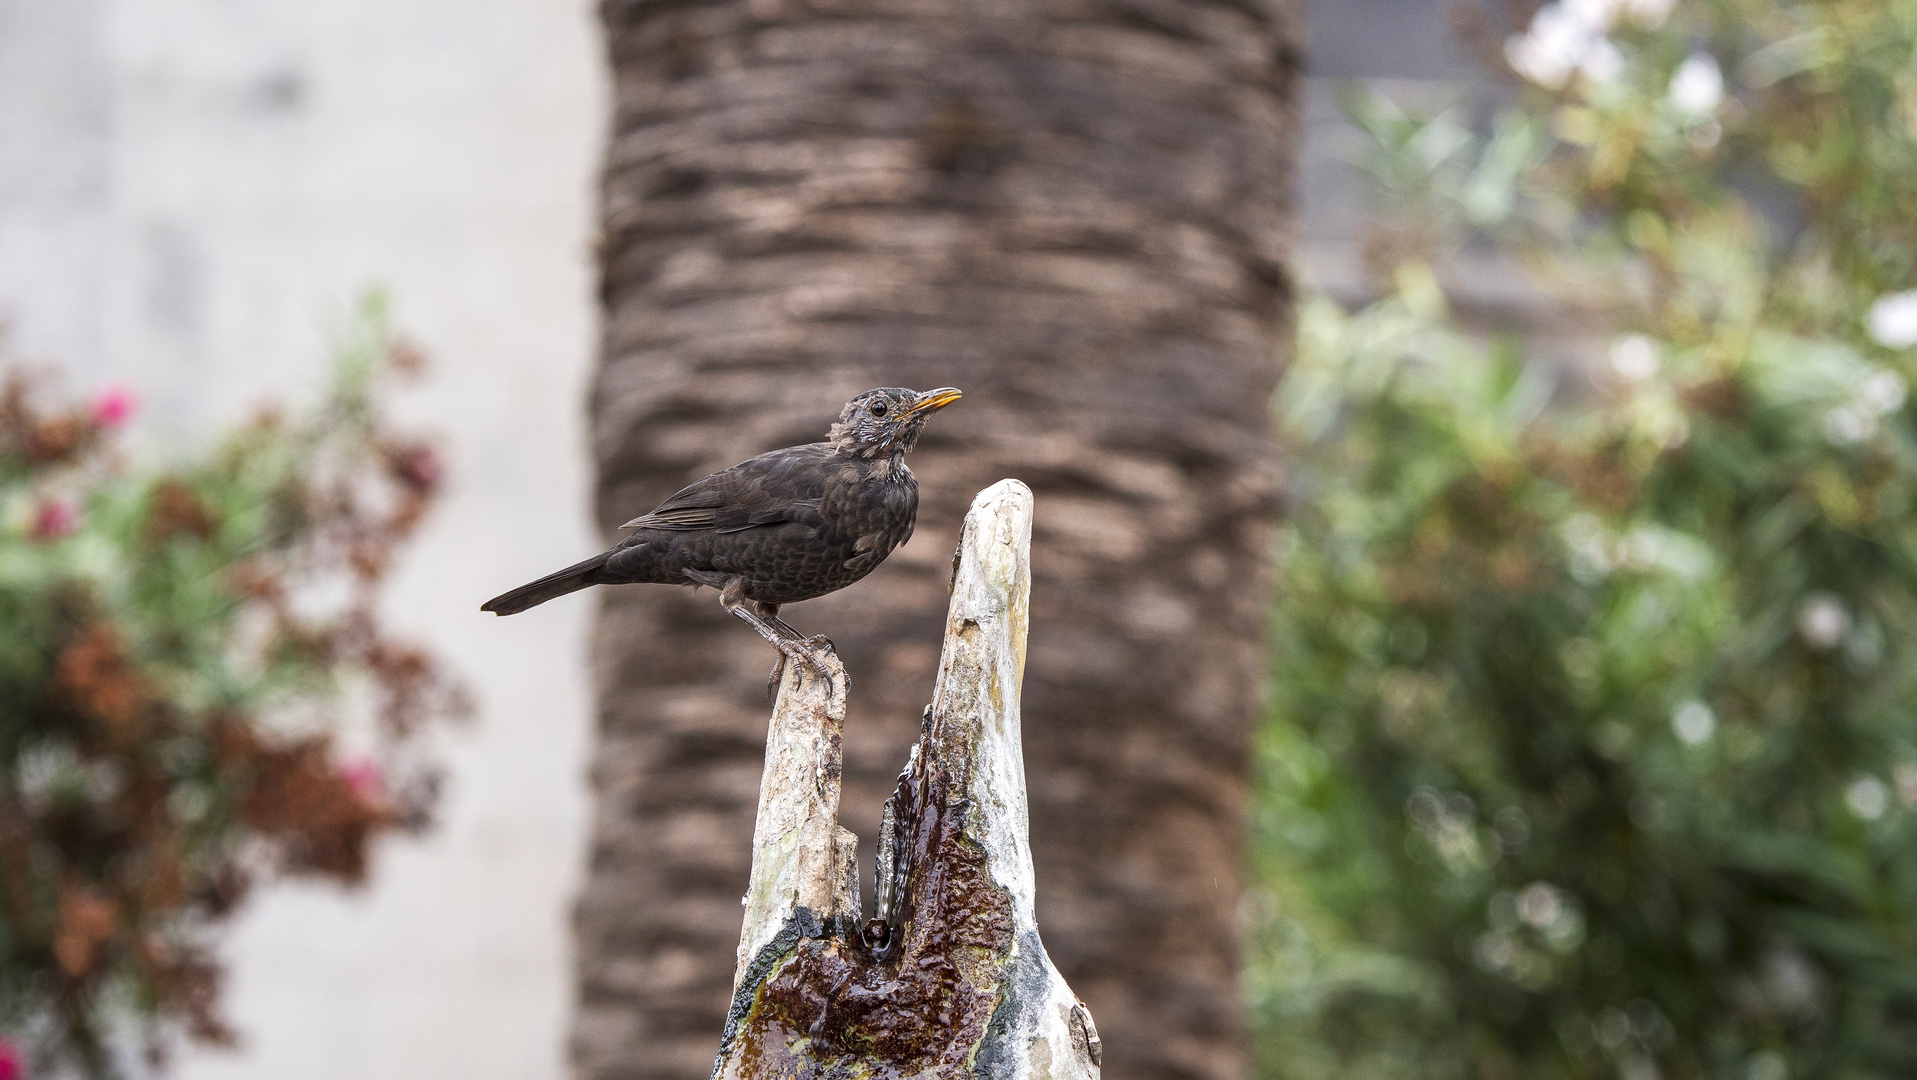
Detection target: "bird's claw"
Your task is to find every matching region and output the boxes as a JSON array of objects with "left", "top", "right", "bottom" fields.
[
  {"left": 798, "top": 640, "right": 836, "bottom": 682},
  {"left": 765, "top": 655, "right": 786, "bottom": 700},
  {"left": 765, "top": 638, "right": 835, "bottom": 699}
]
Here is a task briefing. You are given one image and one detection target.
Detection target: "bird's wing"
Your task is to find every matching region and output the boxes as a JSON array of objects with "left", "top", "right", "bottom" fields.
[{"left": 620, "top": 443, "right": 833, "bottom": 534}]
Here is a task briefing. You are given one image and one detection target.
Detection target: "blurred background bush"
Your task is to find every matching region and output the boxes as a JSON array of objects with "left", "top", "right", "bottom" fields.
[
  {"left": 0, "top": 307, "right": 463, "bottom": 1073},
  {"left": 1251, "top": 1, "right": 1917, "bottom": 1078}
]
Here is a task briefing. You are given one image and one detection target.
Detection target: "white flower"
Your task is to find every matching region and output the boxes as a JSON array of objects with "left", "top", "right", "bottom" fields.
[
  {"left": 1686, "top": 118, "right": 1724, "bottom": 151},
  {"left": 17, "top": 744, "right": 77, "bottom": 807},
  {"left": 1621, "top": 0, "right": 1675, "bottom": 24},
  {"left": 1563, "top": 0, "right": 1671, "bottom": 28},
  {"left": 1506, "top": 2, "right": 1627, "bottom": 89},
  {"left": 1505, "top": 10, "right": 1582, "bottom": 88},
  {"left": 1824, "top": 404, "right": 1875, "bottom": 445},
  {"left": 1516, "top": 882, "right": 1563, "bottom": 928},
  {"left": 1672, "top": 701, "right": 1715, "bottom": 745},
  {"left": 1668, "top": 54, "right": 1724, "bottom": 117},
  {"left": 1650, "top": 409, "right": 1691, "bottom": 449},
  {"left": 1868, "top": 289, "right": 1917, "bottom": 348},
  {"left": 1609, "top": 334, "right": 1660, "bottom": 381},
  {"left": 1826, "top": 367, "right": 1905, "bottom": 445},
  {"left": 1846, "top": 776, "right": 1890, "bottom": 821},
  {"left": 1563, "top": 0, "right": 1618, "bottom": 26},
  {"left": 1593, "top": 1008, "right": 1632, "bottom": 1050},
  {"left": 1474, "top": 930, "right": 1516, "bottom": 971},
  {"left": 1745, "top": 1053, "right": 1787, "bottom": 1080},
  {"left": 1580, "top": 38, "right": 1624, "bottom": 84},
  {"left": 1618, "top": 529, "right": 1663, "bottom": 569},
  {"left": 1562, "top": 512, "right": 1614, "bottom": 581},
  {"left": 1797, "top": 593, "right": 1850, "bottom": 650},
  {"left": 1896, "top": 762, "right": 1917, "bottom": 806},
  {"left": 1861, "top": 369, "right": 1908, "bottom": 413}
]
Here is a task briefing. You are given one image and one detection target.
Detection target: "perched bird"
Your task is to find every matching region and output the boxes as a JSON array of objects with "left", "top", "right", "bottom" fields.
[{"left": 482, "top": 386, "right": 962, "bottom": 689}]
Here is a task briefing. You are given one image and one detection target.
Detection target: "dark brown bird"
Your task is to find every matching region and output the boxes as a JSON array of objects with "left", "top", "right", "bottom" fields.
[{"left": 481, "top": 387, "right": 962, "bottom": 688}]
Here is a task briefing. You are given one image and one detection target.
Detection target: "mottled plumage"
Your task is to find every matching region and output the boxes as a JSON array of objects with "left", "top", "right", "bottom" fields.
[{"left": 482, "top": 387, "right": 960, "bottom": 686}]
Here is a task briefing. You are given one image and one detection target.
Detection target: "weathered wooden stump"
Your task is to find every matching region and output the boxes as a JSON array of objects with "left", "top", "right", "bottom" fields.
[{"left": 715, "top": 479, "right": 1101, "bottom": 1080}]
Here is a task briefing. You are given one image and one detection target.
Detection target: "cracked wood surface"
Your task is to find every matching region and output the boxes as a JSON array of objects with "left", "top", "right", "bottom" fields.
[{"left": 717, "top": 481, "right": 1098, "bottom": 1080}]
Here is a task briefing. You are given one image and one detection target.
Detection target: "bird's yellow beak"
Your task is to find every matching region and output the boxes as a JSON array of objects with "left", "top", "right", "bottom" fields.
[{"left": 906, "top": 387, "right": 963, "bottom": 416}]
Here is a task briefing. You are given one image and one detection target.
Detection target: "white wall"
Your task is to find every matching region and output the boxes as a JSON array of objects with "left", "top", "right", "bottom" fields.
[{"left": 0, "top": 2, "right": 607, "bottom": 1077}]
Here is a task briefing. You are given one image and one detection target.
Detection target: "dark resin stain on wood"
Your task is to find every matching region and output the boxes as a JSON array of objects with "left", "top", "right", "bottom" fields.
[{"left": 718, "top": 731, "right": 1015, "bottom": 1079}]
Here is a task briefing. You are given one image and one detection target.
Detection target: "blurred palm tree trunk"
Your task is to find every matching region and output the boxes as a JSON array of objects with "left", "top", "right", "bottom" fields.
[{"left": 573, "top": 3, "right": 1299, "bottom": 1079}]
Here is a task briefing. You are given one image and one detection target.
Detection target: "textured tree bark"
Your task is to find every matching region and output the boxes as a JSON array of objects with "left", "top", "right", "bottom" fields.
[
  {"left": 577, "top": 3, "right": 1297, "bottom": 1079},
  {"left": 717, "top": 481, "right": 1098, "bottom": 1080}
]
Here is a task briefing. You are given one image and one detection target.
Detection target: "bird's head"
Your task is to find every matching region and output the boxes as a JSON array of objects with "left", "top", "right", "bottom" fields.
[{"left": 828, "top": 387, "right": 962, "bottom": 458}]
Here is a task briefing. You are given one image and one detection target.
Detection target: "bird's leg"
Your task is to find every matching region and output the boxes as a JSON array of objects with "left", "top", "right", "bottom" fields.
[
  {"left": 766, "top": 610, "right": 805, "bottom": 641},
  {"left": 756, "top": 604, "right": 838, "bottom": 699},
  {"left": 756, "top": 602, "right": 797, "bottom": 698},
  {"left": 718, "top": 582, "right": 833, "bottom": 691}
]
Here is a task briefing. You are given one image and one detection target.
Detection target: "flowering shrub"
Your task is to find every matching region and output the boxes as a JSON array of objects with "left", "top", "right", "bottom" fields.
[
  {"left": 1254, "top": 1, "right": 1917, "bottom": 1078},
  {"left": 0, "top": 305, "right": 463, "bottom": 1075}
]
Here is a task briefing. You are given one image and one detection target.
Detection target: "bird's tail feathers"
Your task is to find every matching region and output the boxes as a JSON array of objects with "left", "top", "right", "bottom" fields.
[{"left": 481, "top": 551, "right": 610, "bottom": 615}]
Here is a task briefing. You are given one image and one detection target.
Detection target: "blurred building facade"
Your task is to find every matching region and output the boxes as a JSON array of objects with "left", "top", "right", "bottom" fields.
[
  {"left": 0, "top": 2, "right": 606, "bottom": 1078},
  {"left": 1301, "top": 0, "right": 1589, "bottom": 364},
  {"left": 1300, "top": 0, "right": 1479, "bottom": 299}
]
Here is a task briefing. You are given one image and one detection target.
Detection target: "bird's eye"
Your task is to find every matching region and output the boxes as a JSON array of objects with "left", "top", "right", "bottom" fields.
[{"left": 871, "top": 402, "right": 888, "bottom": 417}]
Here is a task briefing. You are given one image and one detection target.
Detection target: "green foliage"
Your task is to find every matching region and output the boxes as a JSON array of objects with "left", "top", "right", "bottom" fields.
[
  {"left": 0, "top": 300, "right": 462, "bottom": 1075},
  {"left": 1253, "top": 2, "right": 1917, "bottom": 1078}
]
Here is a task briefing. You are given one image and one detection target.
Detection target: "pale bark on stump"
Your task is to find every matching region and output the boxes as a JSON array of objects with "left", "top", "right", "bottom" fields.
[
  {"left": 717, "top": 480, "right": 1097, "bottom": 1080},
  {"left": 579, "top": 3, "right": 1298, "bottom": 1078}
]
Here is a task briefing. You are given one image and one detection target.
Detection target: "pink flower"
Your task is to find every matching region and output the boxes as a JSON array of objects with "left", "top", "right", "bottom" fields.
[
  {"left": 340, "top": 758, "right": 385, "bottom": 805},
  {"left": 393, "top": 446, "right": 443, "bottom": 493},
  {"left": 30, "top": 498, "right": 78, "bottom": 541},
  {"left": 0, "top": 1035, "right": 25, "bottom": 1079},
  {"left": 89, "top": 384, "right": 138, "bottom": 428}
]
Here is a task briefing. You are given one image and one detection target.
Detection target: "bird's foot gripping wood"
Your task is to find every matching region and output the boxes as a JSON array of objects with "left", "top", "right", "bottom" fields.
[
  {"left": 713, "top": 580, "right": 837, "bottom": 693},
  {"left": 765, "top": 635, "right": 838, "bottom": 700},
  {"left": 757, "top": 633, "right": 836, "bottom": 695},
  {"left": 717, "top": 480, "right": 1098, "bottom": 1080},
  {"left": 753, "top": 602, "right": 836, "bottom": 699}
]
